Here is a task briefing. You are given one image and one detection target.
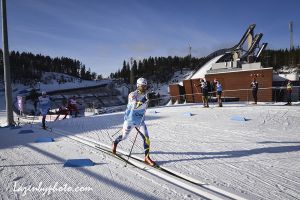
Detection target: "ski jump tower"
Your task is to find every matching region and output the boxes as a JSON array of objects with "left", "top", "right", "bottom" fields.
[
  {"left": 169, "top": 24, "right": 273, "bottom": 104},
  {"left": 211, "top": 24, "right": 268, "bottom": 70},
  {"left": 204, "top": 24, "right": 273, "bottom": 102}
]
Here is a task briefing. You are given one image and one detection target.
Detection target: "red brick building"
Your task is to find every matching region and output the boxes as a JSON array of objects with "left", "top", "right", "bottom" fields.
[{"left": 169, "top": 67, "right": 273, "bottom": 103}]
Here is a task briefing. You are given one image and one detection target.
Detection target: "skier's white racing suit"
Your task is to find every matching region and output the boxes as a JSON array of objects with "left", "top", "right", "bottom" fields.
[{"left": 114, "top": 90, "right": 151, "bottom": 157}]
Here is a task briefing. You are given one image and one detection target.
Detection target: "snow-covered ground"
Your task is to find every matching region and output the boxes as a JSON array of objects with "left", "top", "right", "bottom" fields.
[
  {"left": 1, "top": 83, "right": 300, "bottom": 200},
  {"left": 38, "top": 72, "right": 111, "bottom": 93},
  {"left": 149, "top": 69, "right": 193, "bottom": 104}
]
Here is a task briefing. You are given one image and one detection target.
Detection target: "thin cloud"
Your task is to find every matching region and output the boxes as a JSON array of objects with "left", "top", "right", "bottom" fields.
[
  {"left": 12, "top": 26, "right": 73, "bottom": 42},
  {"left": 121, "top": 42, "right": 158, "bottom": 54}
]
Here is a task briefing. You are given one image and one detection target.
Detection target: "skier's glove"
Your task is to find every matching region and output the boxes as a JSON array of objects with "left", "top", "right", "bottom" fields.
[
  {"left": 136, "top": 94, "right": 149, "bottom": 108},
  {"left": 136, "top": 101, "right": 142, "bottom": 108},
  {"left": 140, "top": 94, "right": 149, "bottom": 103},
  {"left": 140, "top": 98, "right": 145, "bottom": 103}
]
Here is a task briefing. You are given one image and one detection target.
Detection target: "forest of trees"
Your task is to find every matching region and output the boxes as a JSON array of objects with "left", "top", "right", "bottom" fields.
[
  {"left": 110, "top": 56, "right": 209, "bottom": 84},
  {"left": 260, "top": 47, "right": 300, "bottom": 70},
  {"left": 111, "top": 47, "right": 300, "bottom": 84},
  {"left": 1, "top": 47, "right": 300, "bottom": 86},
  {"left": 0, "top": 50, "right": 99, "bottom": 83}
]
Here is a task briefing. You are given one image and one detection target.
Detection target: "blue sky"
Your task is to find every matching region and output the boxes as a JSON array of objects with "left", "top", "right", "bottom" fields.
[{"left": 3, "top": 0, "right": 300, "bottom": 77}]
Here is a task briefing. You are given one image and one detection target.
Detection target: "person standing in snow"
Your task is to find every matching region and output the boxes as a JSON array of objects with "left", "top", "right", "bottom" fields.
[
  {"left": 250, "top": 77, "right": 259, "bottom": 104},
  {"left": 286, "top": 80, "right": 293, "bottom": 105},
  {"left": 38, "top": 91, "right": 51, "bottom": 129},
  {"left": 112, "top": 78, "right": 155, "bottom": 166},
  {"left": 214, "top": 79, "right": 223, "bottom": 107},
  {"left": 194, "top": 79, "right": 209, "bottom": 107}
]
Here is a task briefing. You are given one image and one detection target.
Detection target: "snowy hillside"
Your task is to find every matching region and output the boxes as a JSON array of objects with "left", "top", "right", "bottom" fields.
[
  {"left": 151, "top": 69, "right": 193, "bottom": 94},
  {"left": 34, "top": 72, "right": 111, "bottom": 93},
  {"left": 8, "top": 72, "right": 111, "bottom": 100}
]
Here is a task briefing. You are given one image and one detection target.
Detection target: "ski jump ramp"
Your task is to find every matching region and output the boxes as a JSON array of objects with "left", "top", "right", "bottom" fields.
[
  {"left": 188, "top": 54, "right": 224, "bottom": 79},
  {"left": 186, "top": 24, "right": 267, "bottom": 80}
]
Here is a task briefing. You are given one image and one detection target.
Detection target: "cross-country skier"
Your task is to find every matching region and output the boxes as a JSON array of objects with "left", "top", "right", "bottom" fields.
[
  {"left": 112, "top": 78, "right": 155, "bottom": 166},
  {"left": 54, "top": 102, "right": 69, "bottom": 121},
  {"left": 38, "top": 91, "right": 51, "bottom": 129}
]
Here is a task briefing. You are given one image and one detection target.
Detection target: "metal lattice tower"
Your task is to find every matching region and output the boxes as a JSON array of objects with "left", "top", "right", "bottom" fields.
[
  {"left": 289, "top": 21, "right": 294, "bottom": 51},
  {"left": 289, "top": 21, "right": 294, "bottom": 67},
  {"left": 188, "top": 42, "right": 192, "bottom": 58},
  {"left": 188, "top": 42, "right": 192, "bottom": 70}
]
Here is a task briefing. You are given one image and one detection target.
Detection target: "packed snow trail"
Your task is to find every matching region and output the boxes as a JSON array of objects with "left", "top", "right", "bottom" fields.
[
  {"left": 47, "top": 126, "right": 246, "bottom": 200},
  {"left": 0, "top": 126, "right": 208, "bottom": 200},
  {"left": 49, "top": 103, "right": 300, "bottom": 200},
  {"left": 1, "top": 102, "right": 300, "bottom": 199}
]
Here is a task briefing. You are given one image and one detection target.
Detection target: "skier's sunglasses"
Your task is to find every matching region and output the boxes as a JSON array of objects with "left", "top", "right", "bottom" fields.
[{"left": 138, "top": 85, "right": 147, "bottom": 88}]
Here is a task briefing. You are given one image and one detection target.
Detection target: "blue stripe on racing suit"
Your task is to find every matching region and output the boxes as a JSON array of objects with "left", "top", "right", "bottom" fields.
[{"left": 124, "top": 90, "right": 147, "bottom": 125}]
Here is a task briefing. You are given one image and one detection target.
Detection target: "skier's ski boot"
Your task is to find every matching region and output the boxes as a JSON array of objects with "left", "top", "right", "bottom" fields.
[
  {"left": 144, "top": 155, "right": 156, "bottom": 166},
  {"left": 112, "top": 142, "right": 117, "bottom": 155}
]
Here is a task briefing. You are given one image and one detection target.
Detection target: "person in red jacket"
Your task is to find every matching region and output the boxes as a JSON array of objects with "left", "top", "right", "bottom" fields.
[
  {"left": 54, "top": 104, "right": 69, "bottom": 121},
  {"left": 67, "top": 96, "right": 79, "bottom": 117}
]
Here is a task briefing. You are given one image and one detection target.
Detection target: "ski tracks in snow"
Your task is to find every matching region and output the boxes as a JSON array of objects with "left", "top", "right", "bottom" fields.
[{"left": 24, "top": 103, "right": 300, "bottom": 200}]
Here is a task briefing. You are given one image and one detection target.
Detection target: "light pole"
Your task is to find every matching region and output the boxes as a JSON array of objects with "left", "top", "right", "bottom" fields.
[
  {"left": 188, "top": 42, "right": 192, "bottom": 72},
  {"left": 289, "top": 21, "right": 294, "bottom": 67},
  {"left": 1, "top": 0, "right": 14, "bottom": 126}
]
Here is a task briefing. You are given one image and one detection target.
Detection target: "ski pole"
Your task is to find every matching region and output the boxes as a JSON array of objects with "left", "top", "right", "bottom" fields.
[
  {"left": 103, "top": 129, "right": 113, "bottom": 142},
  {"left": 124, "top": 128, "right": 139, "bottom": 167},
  {"left": 125, "top": 100, "right": 149, "bottom": 167},
  {"left": 111, "top": 127, "right": 122, "bottom": 137}
]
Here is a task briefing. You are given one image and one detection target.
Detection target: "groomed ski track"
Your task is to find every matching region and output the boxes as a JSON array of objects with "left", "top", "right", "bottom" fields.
[
  {"left": 46, "top": 126, "right": 247, "bottom": 200},
  {"left": 43, "top": 103, "right": 300, "bottom": 200}
]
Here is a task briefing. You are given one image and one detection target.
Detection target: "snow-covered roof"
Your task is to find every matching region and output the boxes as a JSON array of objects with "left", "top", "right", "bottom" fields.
[{"left": 274, "top": 73, "right": 299, "bottom": 81}]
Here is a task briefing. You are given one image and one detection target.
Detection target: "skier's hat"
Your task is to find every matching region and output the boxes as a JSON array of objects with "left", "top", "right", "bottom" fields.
[{"left": 136, "top": 78, "right": 147, "bottom": 87}]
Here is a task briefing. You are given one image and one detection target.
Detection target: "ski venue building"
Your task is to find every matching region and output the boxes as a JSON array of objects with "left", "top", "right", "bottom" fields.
[{"left": 169, "top": 24, "right": 284, "bottom": 104}]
